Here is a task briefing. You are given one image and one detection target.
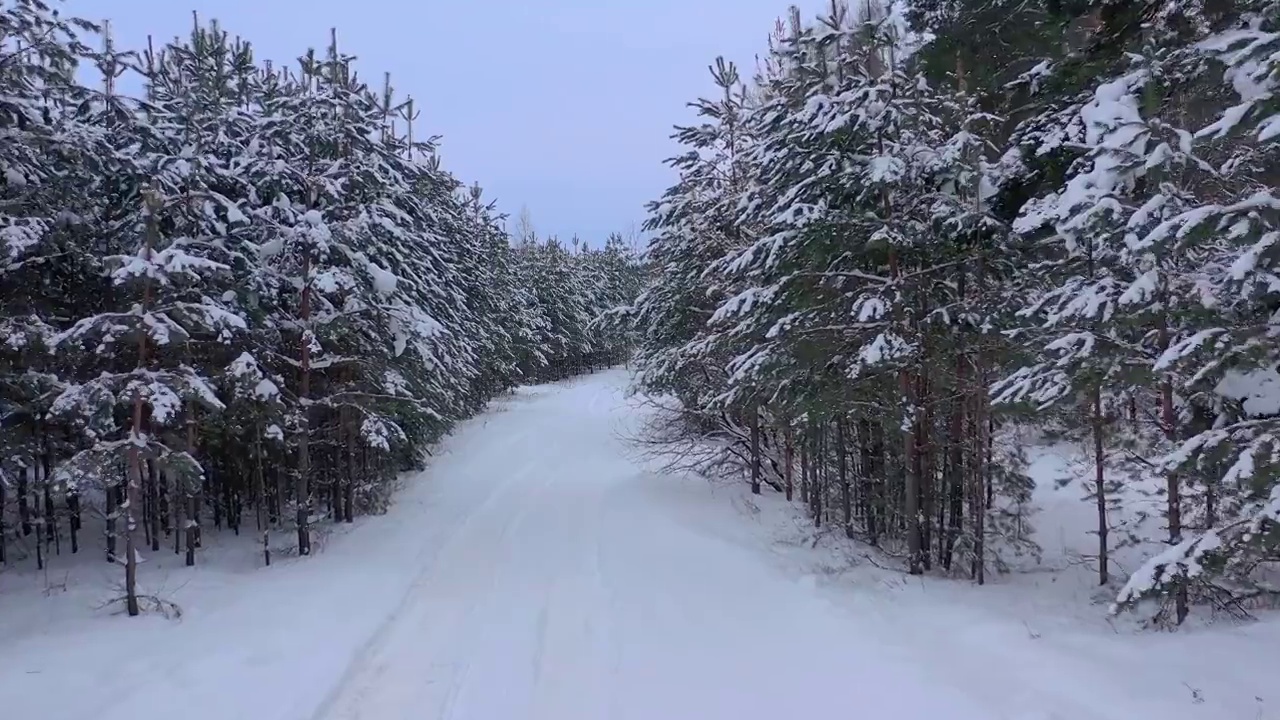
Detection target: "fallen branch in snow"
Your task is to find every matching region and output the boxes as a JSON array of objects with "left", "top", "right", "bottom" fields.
[
  {"left": 862, "top": 552, "right": 905, "bottom": 574},
  {"left": 42, "top": 571, "right": 70, "bottom": 596},
  {"left": 274, "top": 525, "right": 335, "bottom": 557},
  {"left": 95, "top": 593, "right": 183, "bottom": 620},
  {"left": 1200, "top": 583, "right": 1280, "bottom": 624}
]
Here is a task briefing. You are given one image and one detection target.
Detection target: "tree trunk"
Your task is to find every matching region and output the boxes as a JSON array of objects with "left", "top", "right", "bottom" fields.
[
  {"left": 857, "top": 420, "right": 872, "bottom": 546},
  {"left": 255, "top": 429, "right": 267, "bottom": 533},
  {"left": 124, "top": 450, "right": 142, "bottom": 616},
  {"left": 68, "top": 455, "right": 81, "bottom": 555},
  {"left": 783, "top": 424, "right": 794, "bottom": 502},
  {"left": 887, "top": 232, "right": 922, "bottom": 572},
  {"left": 903, "top": 370, "right": 922, "bottom": 575},
  {"left": 256, "top": 429, "right": 270, "bottom": 566},
  {"left": 838, "top": 416, "right": 852, "bottom": 539},
  {"left": 917, "top": 370, "right": 932, "bottom": 571},
  {"left": 811, "top": 418, "right": 822, "bottom": 528},
  {"left": 296, "top": 249, "right": 314, "bottom": 557},
  {"left": 972, "top": 224, "right": 989, "bottom": 584},
  {"left": 33, "top": 469, "right": 44, "bottom": 571},
  {"left": 945, "top": 386, "right": 965, "bottom": 572},
  {"left": 1092, "top": 386, "right": 1109, "bottom": 586},
  {"left": 148, "top": 460, "right": 161, "bottom": 552},
  {"left": 142, "top": 471, "right": 153, "bottom": 550},
  {"left": 68, "top": 492, "right": 80, "bottom": 555},
  {"left": 105, "top": 469, "right": 118, "bottom": 563},
  {"left": 185, "top": 406, "right": 198, "bottom": 567},
  {"left": 344, "top": 420, "right": 357, "bottom": 523},
  {"left": 124, "top": 191, "right": 163, "bottom": 617},
  {"left": 749, "top": 408, "right": 762, "bottom": 495},
  {"left": 174, "top": 472, "right": 183, "bottom": 557},
  {"left": 1205, "top": 477, "right": 1217, "bottom": 528},
  {"left": 1158, "top": 322, "right": 1188, "bottom": 623},
  {"left": 18, "top": 467, "right": 31, "bottom": 536},
  {"left": 274, "top": 460, "right": 286, "bottom": 528},
  {"left": 945, "top": 233, "right": 969, "bottom": 572},
  {"left": 978, "top": 401, "right": 991, "bottom": 583},
  {"left": 44, "top": 488, "right": 59, "bottom": 557},
  {"left": 800, "top": 430, "right": 810, "bottom": 506},
  {"left": 36, "top": 427, "right": 55, "bottom": 557},
  {"left": 0, "top": 481, "right": 6, "bottom": 564},
  {"left": 158, "top": 467, "right": 170, "bottom": 538}
]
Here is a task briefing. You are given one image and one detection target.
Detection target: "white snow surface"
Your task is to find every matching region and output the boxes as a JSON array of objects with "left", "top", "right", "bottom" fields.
[
  {"left": 1215, "top": 366, "right": 1280, "bottom": 416},
  {"left": 1, "top": 370, "right": 1276, "bottom": 720}
]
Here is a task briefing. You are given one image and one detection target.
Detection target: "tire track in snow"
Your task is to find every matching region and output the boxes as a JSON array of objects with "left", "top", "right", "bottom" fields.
[
  {"left": 310, "top": 396, "right": 549, "bottom": 720},
  {"left": 427, "top": 466, "right": 562, "bottom": 720},
  {"left": 317, "top": 378, "right": 596, "bottom": 720},
  {"left": 332, "top": 466, "right": 543, "bottom": 720}
]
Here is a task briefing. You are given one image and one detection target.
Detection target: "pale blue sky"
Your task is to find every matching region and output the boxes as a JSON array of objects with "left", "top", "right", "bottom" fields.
[{"left": 66, "top": 0, "right": 820, "bottom": 245}]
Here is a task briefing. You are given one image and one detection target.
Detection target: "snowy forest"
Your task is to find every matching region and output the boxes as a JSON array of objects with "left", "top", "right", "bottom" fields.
[
  {"left": 3, "top": 0, "right": 1279, "bottom": 639},
  {"left": 627, "top": 0, "right": 1280, "bottom": 627},
  {"left": 0, "top": 1, "right": 642, "bottom": 616},
  {"left": 6, "top": 0, "right": 1280, "bottom": 716}
]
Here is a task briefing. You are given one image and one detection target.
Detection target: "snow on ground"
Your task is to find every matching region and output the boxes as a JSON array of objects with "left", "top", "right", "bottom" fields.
[
  {"left": 0, "top": 369, "right": 1275, "bottom": 720},
  {"left": 700, "top": 446, "right": 1279, "bottom": 720}
]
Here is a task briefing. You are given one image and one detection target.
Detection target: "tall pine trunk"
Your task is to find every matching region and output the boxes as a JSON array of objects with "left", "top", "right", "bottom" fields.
[
  {"left": 810, "top": 418, "right": 823, "bottom": 528},
  {"left": 185, "top": 404, "right": 198, "bottom": 567},
  {"left": 1091, "top": 386, "right": 1109, "bottom": 586},
  {"left": 783, "top": 424, "right": 794, "bottom": 502},
  {"left": 837, "top": 416, "right": 851, "bottom": 539},
  {"left": 18, "top": 467, "right": 30, "bottom": 536},
  {"left": 749, "top": 407, "right": 762, "bottom": 495},
  {"left": 0, "top": 481, "right": 6, "bottom": 564},
  {"left": 858, "top": 419, "right": 880, "bottom": 546},
  {"left": 296, "top": 248, "right": 314, "bottom": 556},
  {"left": 124, "top": 189, "right": 162, "bottom": 617},
  {"left": 1158, "top": 317, "right": 1188, "bottom": 623}
]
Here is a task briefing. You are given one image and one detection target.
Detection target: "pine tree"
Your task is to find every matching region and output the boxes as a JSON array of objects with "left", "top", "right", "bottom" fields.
[{"left": 0, "top": 4, "right": 642, "bottom": 611}]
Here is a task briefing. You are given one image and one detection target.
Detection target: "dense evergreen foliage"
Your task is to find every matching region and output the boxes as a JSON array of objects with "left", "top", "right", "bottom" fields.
[
  {"left": 629, "top": 0, "right": 1280, "bottom": 625},
  {"left": 0, "top": 1, "right": 641, "bottom": 615}
]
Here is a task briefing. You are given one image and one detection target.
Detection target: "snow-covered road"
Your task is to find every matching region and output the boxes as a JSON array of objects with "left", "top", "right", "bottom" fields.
[
  {"left": 6, "top": 370, "right": 1271, "bottom": 720},
  {"left": 314, "top": 371, "right": 992, "bottom": 720}
]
